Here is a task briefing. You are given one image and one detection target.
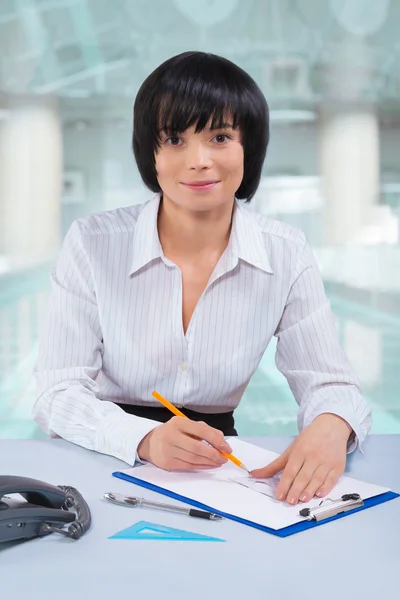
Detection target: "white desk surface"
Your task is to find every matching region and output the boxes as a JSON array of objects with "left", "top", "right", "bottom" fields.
[{"left": 0, "top": 435, "right": 399, "bottom": 600}]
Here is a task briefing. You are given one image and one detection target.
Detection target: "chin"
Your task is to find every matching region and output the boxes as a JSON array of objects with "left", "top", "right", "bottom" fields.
[
  {"left": 174, "top": 190, "right": 233, "bottom": 212},
  {"left": 188, "top": 199, "right": 230, "bottom": 213}
]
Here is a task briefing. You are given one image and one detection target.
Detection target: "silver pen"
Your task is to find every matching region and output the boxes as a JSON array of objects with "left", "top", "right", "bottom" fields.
[{"left": 104, "top": 492, "right": 223, "bottom": 520}]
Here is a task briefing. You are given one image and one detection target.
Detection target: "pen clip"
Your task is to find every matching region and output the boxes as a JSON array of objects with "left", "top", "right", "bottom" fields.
[{"left": 299, "top": 493, "right": 364, "bottom": 521}]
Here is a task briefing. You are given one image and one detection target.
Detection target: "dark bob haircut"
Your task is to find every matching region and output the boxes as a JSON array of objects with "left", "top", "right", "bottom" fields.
[{"left": 132, "top": 51, "right": 269, "bottom": 202}]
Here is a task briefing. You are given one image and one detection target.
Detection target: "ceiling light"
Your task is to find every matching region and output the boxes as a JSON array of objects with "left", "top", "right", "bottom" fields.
[
  {"left": 173, "top": 0, "right": 239, "bottom": 26},
  {"left": 330, "top": 0, "right": 390, "bottom": 36}
]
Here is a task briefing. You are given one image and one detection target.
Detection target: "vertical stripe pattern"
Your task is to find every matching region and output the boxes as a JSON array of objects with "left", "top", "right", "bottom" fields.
[{"left": 33, "top": 194, "right": 372, "bottom": 465}]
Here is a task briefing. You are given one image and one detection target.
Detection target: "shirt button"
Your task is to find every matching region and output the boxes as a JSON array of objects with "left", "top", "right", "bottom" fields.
[{"left": 179, "top": 362, "right": 188, "bottom": 371}]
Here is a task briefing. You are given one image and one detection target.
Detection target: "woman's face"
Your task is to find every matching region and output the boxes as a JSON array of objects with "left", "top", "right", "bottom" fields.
[{"left": 155, "top": 120, "right": 244, "bottom": 213}]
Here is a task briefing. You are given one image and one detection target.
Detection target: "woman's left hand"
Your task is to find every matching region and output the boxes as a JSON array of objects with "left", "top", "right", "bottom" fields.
[{"left": 250, "top": 413, "right": 353, "bottom": 505}]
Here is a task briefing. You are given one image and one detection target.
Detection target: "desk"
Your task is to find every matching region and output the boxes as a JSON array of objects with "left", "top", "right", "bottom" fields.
[{"left": 0, "top": 436, "right": 399, "bottom": 600}]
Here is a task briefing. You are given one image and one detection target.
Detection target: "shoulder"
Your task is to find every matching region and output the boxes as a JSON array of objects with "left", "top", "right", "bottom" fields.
[
  {"left": 240, "top": 205, "right": 315, "bottom": 277},
  {"left": 71, "top": 200, "right": 152, "bottom": 238},
  {"left": 245, "top": 205, "right": 307, "bottom": 250}
]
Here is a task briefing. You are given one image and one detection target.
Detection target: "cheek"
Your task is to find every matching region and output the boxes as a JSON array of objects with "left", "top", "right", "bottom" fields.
[
  {"left": 225, "top": 147, "right": 244, "bottom": 183},
  {"left": 155, "top": 152, "right": 179, "bottom": 185},
  {"left": 154, "top": 153, "right": 165, "bottom": 178}
]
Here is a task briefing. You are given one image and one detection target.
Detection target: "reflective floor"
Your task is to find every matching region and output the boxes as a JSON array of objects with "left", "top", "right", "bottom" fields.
[{"left": 1, "top": 265, "right": 400, "bottom": 439}]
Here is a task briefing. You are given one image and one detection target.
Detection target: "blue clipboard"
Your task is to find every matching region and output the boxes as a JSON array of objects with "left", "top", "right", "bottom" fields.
[{"left": 112, "top": 470, "right": 399, "bottom": 538}]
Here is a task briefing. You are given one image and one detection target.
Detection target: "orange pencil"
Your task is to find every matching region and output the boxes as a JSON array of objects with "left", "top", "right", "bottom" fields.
[{"left": 152, "top": 390, "right": 248, "bottom": 472}]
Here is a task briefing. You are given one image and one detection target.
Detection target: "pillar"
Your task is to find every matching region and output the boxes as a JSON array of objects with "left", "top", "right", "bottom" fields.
[
  {"left": 318, "top": 106, "right": 380, "bottom": 245},
  {"left": 0, "top": 95, "right": 63, "bottom": 269}
]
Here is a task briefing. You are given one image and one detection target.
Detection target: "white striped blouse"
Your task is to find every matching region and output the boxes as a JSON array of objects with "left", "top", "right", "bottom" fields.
[{"left": 33, "top": 194, "right": 371, "bottom": 465}]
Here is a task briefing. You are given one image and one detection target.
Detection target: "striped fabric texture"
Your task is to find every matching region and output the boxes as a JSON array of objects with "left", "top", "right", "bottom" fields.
[{"left": 33, "top": 194, "right": 371, "bottom": 465}]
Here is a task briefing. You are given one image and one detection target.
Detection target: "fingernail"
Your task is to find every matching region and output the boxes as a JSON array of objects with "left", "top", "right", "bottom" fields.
[
  {"left": 220, "top": 441, "right": 232, "bottom": 452},
  {"left": 277, "top": 493, "right": 284, "bottom": 501},
  {"left": 316, "top": 490, "right": 324, "bottom": 497},
  {"left": 300, "top": 495, "right": 308, "bottom": 502},
  {"left": 290, "top": 497, "right": 298, "bottom": 505},
  {"left": 250, "top": 470, "right": 261, "bottom": 478}
]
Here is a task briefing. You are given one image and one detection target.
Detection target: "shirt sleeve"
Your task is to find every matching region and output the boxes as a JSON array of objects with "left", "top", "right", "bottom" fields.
[
  {"left": 32, "top": 220, "right": 160, "bottom": 466},
  {"left": 274, "top": 236, "right": 372, "bottom": 453}
]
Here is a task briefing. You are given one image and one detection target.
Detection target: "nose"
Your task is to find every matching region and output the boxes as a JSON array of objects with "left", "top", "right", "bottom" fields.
[{"left": 184, "top": 139, "right": 213, "bottom": 170}]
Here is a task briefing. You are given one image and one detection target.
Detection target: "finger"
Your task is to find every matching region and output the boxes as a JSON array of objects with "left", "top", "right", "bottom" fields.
[
  {"left": 297, "top": 464, "right": 331, "bottom": 503},
  {"left": 178, "top": 419, "right": 232, "bottom": 453},
  {"left": 172, "top": 444, "right": 225, "bottom": 468},
  {"left": 162, "top": 455, "right": 218, "bottom": 472},
  {"left": 275, "top": 455, "right": 305, "bottom": 502},
  {"left": 283, "top": 460, "right": 319, "bottom": 505},
  {"left": 172, "top": 432, "right": 227, "bottom": 466},
  {"left": 315, "top": 468, "right": 342, "bottom": 498},
  {"left": 250, "top": 449, "right": 290, "bottom": 479}
]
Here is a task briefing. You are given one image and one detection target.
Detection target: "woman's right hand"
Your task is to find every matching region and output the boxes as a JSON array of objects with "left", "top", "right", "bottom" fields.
[{"left": 137, "top": 416, "right": 232, "bottom": 471}]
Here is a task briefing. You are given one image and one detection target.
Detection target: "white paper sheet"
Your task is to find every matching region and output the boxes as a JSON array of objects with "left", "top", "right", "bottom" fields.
[{"left": 120, "top": 439, "right": 390, "bottom": 530}]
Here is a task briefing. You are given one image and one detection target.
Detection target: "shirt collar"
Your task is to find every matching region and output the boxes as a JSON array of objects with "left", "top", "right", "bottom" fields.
[
  {"left": 229, "top": 200, "right": 273, "bottom": 274},
  {"left": 129, "top": 194, "right": 164, "bottom": 275},
  {"left": 129, "top": 194, "right": 273, "bottom": 276}
]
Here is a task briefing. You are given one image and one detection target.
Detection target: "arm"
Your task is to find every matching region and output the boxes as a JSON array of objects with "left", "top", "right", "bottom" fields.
[
  {"left": 274, "top": 238, "right": 372, "bottom": 452},
  {"left": 251, "top": 236, "right": 372, "bottom": 503},
  {"left": 33, "top": 221, "right": 160, "bottom": 465}
]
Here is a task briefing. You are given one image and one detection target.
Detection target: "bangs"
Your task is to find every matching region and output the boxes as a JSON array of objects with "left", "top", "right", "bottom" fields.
[{"left": 156, "top": 85, "right": 241, "bottom": 137}]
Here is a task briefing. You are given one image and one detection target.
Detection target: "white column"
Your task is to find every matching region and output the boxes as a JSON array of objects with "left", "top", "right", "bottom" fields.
[
  {"left": 0, "top": 95, "right": 63, "bottom": 269},
  {"left": 318, "top": 107, "right": 380, "bottom": 245}
]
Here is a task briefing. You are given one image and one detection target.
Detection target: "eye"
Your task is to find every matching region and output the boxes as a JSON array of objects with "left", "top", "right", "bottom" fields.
[
  {"left": 213, "top": 133, "right": 231, "bottom": 143},
  {"left": 165, "top": 136, "right": 182, "bottom": 146}
]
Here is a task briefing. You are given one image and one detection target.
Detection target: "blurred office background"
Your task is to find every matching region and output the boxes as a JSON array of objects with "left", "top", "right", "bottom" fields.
[{"left": 0, "top": 0, "right": 399, "bottom": 439}]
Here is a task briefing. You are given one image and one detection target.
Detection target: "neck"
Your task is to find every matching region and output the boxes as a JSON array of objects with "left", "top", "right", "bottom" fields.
[{"left": 157, "top": 195, "right": 234, "bottom": 259}]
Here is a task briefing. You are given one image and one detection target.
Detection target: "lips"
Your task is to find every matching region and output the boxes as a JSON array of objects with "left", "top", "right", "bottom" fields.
[
  {"left": 182, "top": 180, "right": 219, "bottom": 186},
  {"left": 181, "top": 180, "right": 220, "bottom": 192}
]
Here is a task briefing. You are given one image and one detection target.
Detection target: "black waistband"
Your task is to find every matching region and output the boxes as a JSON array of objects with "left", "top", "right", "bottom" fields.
[{"left": 115, "top": 403, "right": 237, "bottom": 437}]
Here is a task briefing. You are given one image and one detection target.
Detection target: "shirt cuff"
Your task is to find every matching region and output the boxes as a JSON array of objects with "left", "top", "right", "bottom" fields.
[
  {"left": 134, "top": 452, "right": 147, "bottom": 465},
  {"left": 300, "top": 401, "right": 369, "bottom": 455},
  {"left": 96, "top": 412, "right": 161, "bottom": 465}
]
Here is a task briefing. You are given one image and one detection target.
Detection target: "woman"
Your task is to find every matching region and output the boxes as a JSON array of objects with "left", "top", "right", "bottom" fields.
[{"left": 34, "top": 51, "right": 371, "bottom": 506}]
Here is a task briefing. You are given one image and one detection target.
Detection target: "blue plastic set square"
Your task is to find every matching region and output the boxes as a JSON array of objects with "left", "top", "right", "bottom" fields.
[{"left": 109, "top": 520, "right": 225, "bottom": 542}]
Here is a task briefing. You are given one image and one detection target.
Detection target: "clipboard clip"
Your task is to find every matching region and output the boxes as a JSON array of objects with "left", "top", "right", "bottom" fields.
[{"left": 299, "top": 493, "right": 364, "bottom": 522}]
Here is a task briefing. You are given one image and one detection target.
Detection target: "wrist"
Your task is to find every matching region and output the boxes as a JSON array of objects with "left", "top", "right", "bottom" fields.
[
  {"left": 315, "top": 413, "right": 353, "bottom": 440},
  {"left": 137, "top": 430, "right": 153, "bottom": 461}
]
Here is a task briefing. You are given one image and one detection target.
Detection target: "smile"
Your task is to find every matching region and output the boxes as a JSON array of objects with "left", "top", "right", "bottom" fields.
[{"left": 181, "top": 181, "right": 220, "bottom": 192}]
